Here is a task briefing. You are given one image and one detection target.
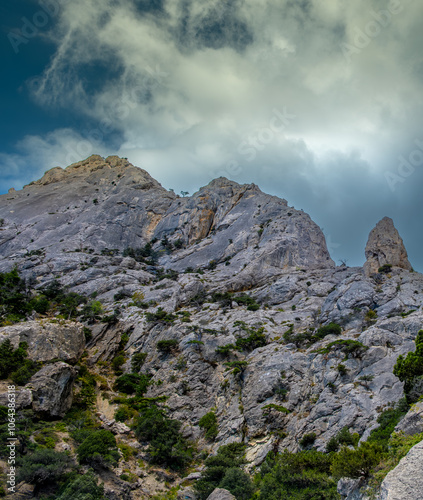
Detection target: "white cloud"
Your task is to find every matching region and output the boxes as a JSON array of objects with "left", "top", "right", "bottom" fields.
[{"left": 2, "top": 0, "right": 423, "bottom": 266}]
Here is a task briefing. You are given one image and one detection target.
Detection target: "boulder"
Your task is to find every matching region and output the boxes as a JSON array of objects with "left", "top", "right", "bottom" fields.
[
  {"left": 0, "top": 320, "right": 85, "bottom": 364},
  {"left": 26, "top": 362, "right": 77, "bottom": 418},
  {"left": 206, "top": 489, "right": 236, "bottom": 500},
  {"left": 364, "top": 217, "right": 412, "bottom": 276},
  {"left": 378, "top": 440, "right": 423, "bottom": 499}
]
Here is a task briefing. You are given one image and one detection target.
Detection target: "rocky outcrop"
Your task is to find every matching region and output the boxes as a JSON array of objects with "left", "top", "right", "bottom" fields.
[
  {"left": 364, "top": 217, "right": 412, "bottom": 276},
  {"left": 394, "top": 402, "right": 423, "bottom": 436},
  {"left": 206, "top": 488, "right": 236, "bottom": 500},
  {"left": 378, "top": 440, "right": 423, "bottom": 499},
  {"left": 0, "top": 320, "right": 85, "bottom": 364},
  {"left": 27, "top": 362, "right": 77, "bottom": 417}
]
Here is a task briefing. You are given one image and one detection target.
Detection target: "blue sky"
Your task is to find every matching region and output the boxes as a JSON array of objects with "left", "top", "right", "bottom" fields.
[{"left": 1, "top": 0, "right": 423, "bottom": 269}]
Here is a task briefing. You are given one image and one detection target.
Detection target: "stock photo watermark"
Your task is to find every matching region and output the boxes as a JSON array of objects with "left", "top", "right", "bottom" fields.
[
  {"left": 340, "top": 0, "right": 405, "bottom": 63},
  {"left": 7, "top": 0, "right": 70, "bottom": 54},
  {"left": 5, "top": 385, "right": 17, "bottom": 494},
  {"left": 385, "top": 138, "right": 423, "bottom": 192},
  {"left": 213, "top": 107, "right": 296, "bottom": 179}
]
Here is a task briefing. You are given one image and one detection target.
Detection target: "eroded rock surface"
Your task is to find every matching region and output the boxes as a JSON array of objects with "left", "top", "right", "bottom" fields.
[
  {"left": 378, "top": 440, "right": 423, "bottom": 499},
  {"left": 364, "top": 217, "right": 412, "bottom": 276},
  {"left": 0, "top": 320, "right": 85, "bottom": 364},
  {"left": 27, "top": 362, "right": 77, "bottom": 417}
]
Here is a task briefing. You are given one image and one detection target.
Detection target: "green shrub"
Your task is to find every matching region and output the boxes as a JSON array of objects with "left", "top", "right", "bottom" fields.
[
  {"left": 146, "top": 308, "right": 176, "bottom": 323},
  {"left": 219, "top": 468, "right": 254, "bottom": 500},
  {"left": 315, "top": 339, "right": 368, "bottom": 359},
  {"left": 114, "top": 373, "right": 151, "bottom": 395},
  {"left": 367, "top": 399, "right": 409, "bottom": 450},
  {"left": 378, "top": 264, "right": 392, "bottom": 274},
  {"left": 199, "top": 412, "right": 218, "bottom": 441},
  {"left": 331, "top": 441, "right": 383, "bottom": 479},
  {"left": 194, "top": 443, "right": 247, "bottom": 500},
  {"left": 299, "top": 432, "right": 316, "bottom": 449},
  {"left": 337, "top": 364, "right": 347, "bottom": 375},
  {"left": 131, "top": 352, "right": 147, "bottom": 372},
  {"left": 262, "top": 404, "right": 290, "bottom": 415},
  {"left": 57, "top": 471, "right": 105, "bottom": 500},
  {"left": 0, "top": 339, "right": 26, "bottom": 377},
  {"left": 156, "top": 339, "right": 179, "bottom": 354},
  {"left": 112, "top": 354, "right": 126, "bottom": 375},
  {"left": 256, "top": 450, "right": 338, "bottom": 500},
  {"left": 115, "top": 405, "right": 136, "bottom": 423},
  {"left": 81, "top": 301, "right": 103, "bottom": 323},
  {"left": 326, "top": 427, "right": 360, "bottom": 452},
  {"left": 17, "top": 448, "right": 73, "bottom": 485},
  {"left": 235, "top": 326, "right": 267, "bottom": 351},
  {"left": 77, "top": 429, "right": 120, "bottom": 468},
  {"left": 315, "top": 323, "right": 342, "bottom": 339},
  {"left": 224, "top": 360, "right": 248, "bottom": 375},
  {"left": 215, "top": 344, "right": 235, "bottom": 356},
  {"left": 394, "top": 330, "right": 423, "bottom": 401},
  {"left": 134, "top": 402, "right": 193, "bottom": 471},
  {"left": 0, "top": 268, "right": 31, "bottom": 324},
  {"left": 11, "top": 359, "right": 40, "bottom": 385}
]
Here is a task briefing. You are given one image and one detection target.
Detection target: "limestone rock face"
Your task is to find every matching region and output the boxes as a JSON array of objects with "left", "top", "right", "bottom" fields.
[
  {"left": 27, "top": 362, "right": 77, "bottom": 417},
  {"left": 0, "top": 320, "right": 85, "bottom": 364},
  {"left": 378, "top": 440, "right": 423, "bottom": 499},
  {"left": 364, "top": 217, "right": 412, "bottom": 276},
  {"left": 0, "top": 155, "right": 334, "bottom": 293},
  {"left": 394, "top": 402, "right": 423, "bottom": 436}
]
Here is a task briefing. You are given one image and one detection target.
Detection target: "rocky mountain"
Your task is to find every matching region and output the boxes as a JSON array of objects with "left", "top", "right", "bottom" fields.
[{"left": 0, "top": 155, "right": 422, "bottom": 500}]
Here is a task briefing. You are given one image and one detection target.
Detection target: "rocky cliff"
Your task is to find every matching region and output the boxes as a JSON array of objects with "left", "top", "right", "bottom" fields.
[{"left": 0, "top": 155, "right": 422, "bottom": 500}]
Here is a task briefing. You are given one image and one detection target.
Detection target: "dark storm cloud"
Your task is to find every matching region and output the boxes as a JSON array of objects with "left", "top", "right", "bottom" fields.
[
  {"left": 174, "top": 0, "right": 254, "bottom": 52},
  {"left": 2, "top": 0, "right": 423, "bottom": 268}
]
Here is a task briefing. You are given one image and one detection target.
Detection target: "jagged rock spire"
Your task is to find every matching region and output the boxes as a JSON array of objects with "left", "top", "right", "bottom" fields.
[{"left": 364, "top": 217, "right": 412, "bottom": 276}]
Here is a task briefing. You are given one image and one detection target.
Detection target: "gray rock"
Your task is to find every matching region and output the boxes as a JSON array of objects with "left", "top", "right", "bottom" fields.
[
  {"left": 0, "top": 320, "right": 85, "bottom": 364},
  {"left": 364, "top": 217, "right": 412, "bottom": 276},
  {"left": 27, "top": 362, "right": 77, "bottom": 417},
  {"left": 337, "top": 477, "right": 367, "bottom": 499},
  {"left": 378, "top": 440, "right": 423, "bottom": 499},
  {"left": 394, "top": 402, "right": 423, "bottom": 436},
  {"left": 206, "top": 488, "right": 236, "bottom": 500}
]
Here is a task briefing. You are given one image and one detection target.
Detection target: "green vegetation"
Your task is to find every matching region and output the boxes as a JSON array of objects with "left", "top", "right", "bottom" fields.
[
  {"left": 299, "top": 432, "right": 317, "bottom": 449},
  {"left": 17, "top": 448, "right": 73, "bottom": 486},
  {"left": 195, "top": 443, "right": 249, "bottom": 500},
  {"left": 57, "top": 471, "right": 105, "bottom": 500},
  {"left": 77, "top": 429, "right": 120, "bottom": 468},
  {"left": 114, "top": 373, "right": 152, "bottom": 395},
  {"left": 256, "top": 450, "right": 338, "bottom": 500},
  {"left": 315, "top": 323, "right": 342, "bottom": 339},
  {"left": 199, "top": 411, "right": 218, "bottom": 441},
  {"left": 224, "top": 360, "right": 248, "bottom": 375},
  {"left": 315, "top": 339, "right": 369, "bottom": 359},
  {"left": 326, "top": 427, "right": 360, "bottom": 453},
  {"left": 131, "top": 352, "right": 148, "bottom": 372},
  {"left": 156, "top": 339, "right": 179, "bottom": 354},
  {"left": 394, "top": 330, "right": 423, "bottom": 402},
  {"left": 134, "top": 400, "right": 193, "bottom": 471},
  {"left": 331, "top": 441, "right": 383, "bottom": 479},
  {"left": 146, "top": 307, "right": 177, "bottom": 324},
  {"left": 123, "top": 243, "right": 158, "bottom": 265},
  {"left": 0, "top": 339, "right": 40, "bottom": 385},
  {"left": 378, "top": 264, "right": 392, "bottom": 274},
  {"left": 262, "top": 404, "right": 290, "bottom": 415},
  {"left": 284, "top": 322, "right": 342, "bottom": 347}
]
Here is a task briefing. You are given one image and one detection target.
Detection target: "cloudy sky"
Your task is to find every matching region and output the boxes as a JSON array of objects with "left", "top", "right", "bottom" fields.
[{"left": 1, "top": 0, "right": 422, "bottom": 268}]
